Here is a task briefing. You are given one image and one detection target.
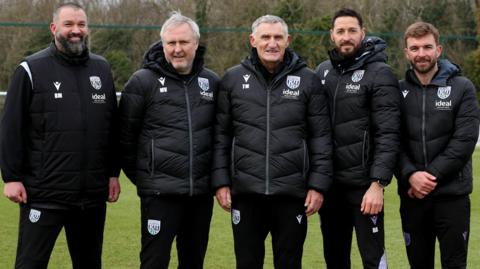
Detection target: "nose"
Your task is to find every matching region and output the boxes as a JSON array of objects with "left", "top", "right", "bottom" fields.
[
  {"left": 174, "top": 43, "right": 183, "bottom": 53},
  {"left": 71, "top": 24, "right": 81, "bottom": 34}
]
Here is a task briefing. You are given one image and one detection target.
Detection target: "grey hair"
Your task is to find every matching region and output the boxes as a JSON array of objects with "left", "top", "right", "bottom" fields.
[
  {"left": 251, "top": 15, "right": 288, "bottom": 36},
  {"left": 53, "top": 2, "right": 86, "bottom": 23},
  {"left": 160, "top": 11, "right": 200, "bottom": 42}
]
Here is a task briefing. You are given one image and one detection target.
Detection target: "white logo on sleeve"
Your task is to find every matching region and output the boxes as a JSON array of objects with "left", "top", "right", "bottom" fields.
[
  {"left": 29, "top": 209, "right": 41, "bottom": 223},
  {"left": 147, "top": 219, "right": 161, "bottom": 235},
  {"left": 324, "top": 69, "right": 329, "bottom": 77},
  {"left": 402, "top": 89, "right": 409, "bottom": 98},
  {"left": 232, "top": 209, "right": 241, "bottom": 225},
  {"left": 296, "top": 215, "right": 303, "bottom": 224},
  {"left": 243, "top": 74, "right": 250, "bottom": 82}
]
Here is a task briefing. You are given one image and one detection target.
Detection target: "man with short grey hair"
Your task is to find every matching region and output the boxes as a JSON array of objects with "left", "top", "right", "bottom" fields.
[
  {"left": 119, "top": 11, "right": 219, "bottom": 269},
  {"left": 213, "top": 15, "right": 332, "bottom": 269}
]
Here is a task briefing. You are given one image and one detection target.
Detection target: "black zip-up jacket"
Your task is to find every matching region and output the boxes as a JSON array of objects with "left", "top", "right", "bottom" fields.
[
  {"left": 118, "top": 41, "right": 219, "bottom": 197},
  {"left": 315, "top": 37, "right": 401, "bottom": 189},
  {"left": 212, "top": 48, "right": 332, "bottom": 198},
  {"left": 396, "top": 59, "right": 480, "bottom": 198},
  {"left": 0, "top": 43, "right": 119, "bottom": 207}
]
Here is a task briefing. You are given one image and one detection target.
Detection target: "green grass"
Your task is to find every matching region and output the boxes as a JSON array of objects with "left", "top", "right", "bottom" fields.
[{"left": 1, "top": 149, "right": 479, "bottom": 268}]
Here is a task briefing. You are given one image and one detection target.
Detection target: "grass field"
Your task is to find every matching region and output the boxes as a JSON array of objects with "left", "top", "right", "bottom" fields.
[{"left": 1, "top": 149, "right": 479, "bottom": 268}]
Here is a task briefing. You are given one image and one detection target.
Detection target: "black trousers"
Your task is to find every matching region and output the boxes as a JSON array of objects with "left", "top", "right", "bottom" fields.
[
  {"left": 400, "top": 195, "right": 470, "bottom": 269},
  {"left": 231, "top": 195, "right": 307, "bottom": 269},
  {"left": 140, "top": 195, "right": 213, "bottom": 269},
  {"left": 319, "top": 188, "right": 386, "bottom": 269},
  {"left": 14, "top": 203, "right": 106, "bottom": 269}
]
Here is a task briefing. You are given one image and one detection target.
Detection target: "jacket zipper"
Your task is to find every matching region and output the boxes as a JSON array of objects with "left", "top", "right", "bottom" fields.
[
  {"left": 331, "top": 69, "right": 345, "bottom": 126},
  {"left": 184, "top": 81, "right": 194, "bottom": 196},
  {"left": 362, "top": 130, "right": 367, "bottom": 168},
  {"left": 265, "top": 86, "right": 271, "bottom": 195},
  {"left": 230, "top": 137, "right": 236, "bottom": 177},
  {"left": 303, "top": 139, "right": 307, "bottom": 177},
  {"left": 422, "top": 87, "right": 428, "bottom": 167}
]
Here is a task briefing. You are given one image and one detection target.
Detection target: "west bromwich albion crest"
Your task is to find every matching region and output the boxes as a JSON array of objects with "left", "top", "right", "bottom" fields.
[
  {"left": 286, "top": 75, "right": 301, "bottom": 89},
  {"left": 351, "top": 70, "right": 365, "bottom": 83},
  {"left": 232, "top": 209, "right": 241, "bottom": 225},
  {"left": 29, "top": 209, "right": 41, "bottom": 223},
  {"left": 437, "top": 86, "right": 451, "bottom": 99},
  {"left": 198, "top": 77, "right": 209, "bottom": 92},
  {"left": 147, "top": 219, "right": 161, "bottom": 235},
  {"left": 90, "top": 76, "right": 102, "bottom": 90}
]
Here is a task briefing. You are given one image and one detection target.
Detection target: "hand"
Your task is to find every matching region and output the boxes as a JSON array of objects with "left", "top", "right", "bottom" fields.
[
  {"left": 304, "top": 189, "right": 324, "bottom": 216},
  {"left": 108, "top": 177, "right": 121, "bottom": 202},
  {"left": 408, "top": 171, "right": 437, "bottom": 196},
  {"left": 3, "top": 181, "right": 27, "bottom": 204},
  {"left": 407, "top": 187, "right": 426, "bottom": 199},
  {"left": 361, "top": 181, "right": 384, "bottom": 215},
  {"left": 215, "top": 186, "right": 231, "bottom": 212}
]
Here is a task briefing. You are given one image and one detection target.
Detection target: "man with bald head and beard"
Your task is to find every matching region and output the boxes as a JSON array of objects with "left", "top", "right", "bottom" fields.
[
  {"left": 1, "top": 2, "right": 120, "bottom": 269},
  {"left": 396, "top": 22, "right": 479, "bottom": 269}
]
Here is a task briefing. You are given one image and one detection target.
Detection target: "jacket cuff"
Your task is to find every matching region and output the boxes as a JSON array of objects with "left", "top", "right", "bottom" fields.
[{"left": 211, "top": 169, "right": 231, "bottom": 190}]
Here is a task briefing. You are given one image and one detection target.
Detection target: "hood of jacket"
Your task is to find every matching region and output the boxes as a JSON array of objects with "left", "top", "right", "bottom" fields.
[
  {"left": 405, "top": 59, "right": 461, "bottom": 87},
  {"left": 142, "top": 40, "right": 206, "bottom": 77},
  {"left": 329, "top": 36, "right": 388, "bottom": 72}
]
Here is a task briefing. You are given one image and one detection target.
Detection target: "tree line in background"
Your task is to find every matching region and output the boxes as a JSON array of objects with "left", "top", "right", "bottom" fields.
[{"left": 0, "top": 0, "right": 479, "bottom": 102}]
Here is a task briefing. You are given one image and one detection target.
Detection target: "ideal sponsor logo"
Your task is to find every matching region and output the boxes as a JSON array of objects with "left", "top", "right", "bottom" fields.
[
  {"left": 345, "top": 83, "right": 361, "bottom": 93},
  {"left": 92, "top": 93, "right": 106, "bottom": 104},
  {"left": 200, "top": 90, "right": 214, "bottom": 101},
  {"left": 435, "top": 99, "right": 452, "bottom": 110},
  {"left": 282, "top": 88, "right": 300, "bottom": 99}
]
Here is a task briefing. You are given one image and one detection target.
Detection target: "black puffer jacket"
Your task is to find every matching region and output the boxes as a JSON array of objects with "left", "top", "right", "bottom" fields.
[
  {"left": 315, "top": 37, "right": 401, "bottom": 188},
  {"left": 0, "top": 43, "right": 119, "bottom": 206},
  {"left": 119, "top": 41, "right": 219, "bottom": 196},
  {"left": 212, "top": 48, "right": 332, "bottom": 198},
  {"left": 396, "top": 59, "right": 480, "bottom": 198}
]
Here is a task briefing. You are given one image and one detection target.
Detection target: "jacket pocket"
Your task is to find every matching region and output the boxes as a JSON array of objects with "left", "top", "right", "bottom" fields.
[{"left": 150, "top": 139, "right": 155, "bottom": 177}]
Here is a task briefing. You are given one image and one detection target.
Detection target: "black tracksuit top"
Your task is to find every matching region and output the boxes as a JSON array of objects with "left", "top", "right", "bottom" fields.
[
  {"left": 396, "top": 59, "right": 480, "bottom": 198},
  {"left": 212, "top": 48, "right": 333, "bottom": 198},
  {"left": 119, "top": 42, "right": 220, "bottom": 197},
  {"left": 0, "top": 43, "right": 119, "bottom": 206}
]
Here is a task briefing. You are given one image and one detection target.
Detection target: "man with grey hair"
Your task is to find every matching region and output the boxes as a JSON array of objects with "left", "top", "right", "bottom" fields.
[
  {"left": 213, "top": 15, "right": 332, "bottom": 268},
  {"left": 1, "top": 2, "right": 120, "bottom": 269},
  {"left": 118, "top": 11, "right": 219, "bottom": 269}
]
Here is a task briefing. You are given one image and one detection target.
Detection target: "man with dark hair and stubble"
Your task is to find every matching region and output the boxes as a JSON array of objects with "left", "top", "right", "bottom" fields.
[
  {"left": 1, "top": 2, "right": 120, "bottom": 269},
  {"left": 396, "top": 21, "right": 479, "bottom": 269},
  {"left": 315, "top": 8, "right": 401, "bottom": 269}
]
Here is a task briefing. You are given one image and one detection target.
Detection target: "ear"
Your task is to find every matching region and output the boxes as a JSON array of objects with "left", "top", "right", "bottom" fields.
[
  {"left": 436, "top": 44, "right": 443, "bottom": 58},
  {"left": 403, "top": 47, "right": 409, "bottom": 59},
  {"left": 286, "top": 34, "right": 292, "bottom": 47},
  {"left": 361, "top": 27, "right": 366, "bottom": 40},
  {"left": 249, "top": 34, "right": 256, "bottom": 47},
  {"left": 330, "top": 29, "right": 334, "bottom": 42},
  {"left": 50, "top": 22, "right": 56, "bottom": 36}
]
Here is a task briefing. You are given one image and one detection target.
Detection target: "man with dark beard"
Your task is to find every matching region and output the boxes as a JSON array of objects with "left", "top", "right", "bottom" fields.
[
  {"left": 1, "top": 3, "right": 120, "bottom": 269},
  {"left": 396, "top": 22, "right": 479, "bottom": 269},
  {"left": 315, "top": 8, "right": 400, "bottom": 268}
]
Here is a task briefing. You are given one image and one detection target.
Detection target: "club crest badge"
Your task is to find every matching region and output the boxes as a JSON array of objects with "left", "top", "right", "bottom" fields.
[
  {"left": 403, "top": 232, "right": 411, "bottom": 246},
  {"left": 286, "top": 75, "right": 301, "bottom": 89},
  {"left": 198, "top": 77, "right": 209, "bottom": 92},
  {"left": 90, "top": 76, "right": 102, "bottom": 90},
  {"left": 147, "top": 219, "right": 161, "bottom": 235},
  {"left": 29, "top": 209, "right": 41, "bottom": 223},
  {"left": 232, "top": 209, "right": 241, "bottom": 225},
  {"left": 437, "top": 86, "right": 451, "bottom": 99},
  {"left": 351, "top": 70, "right": 365, "bottom": 82}
]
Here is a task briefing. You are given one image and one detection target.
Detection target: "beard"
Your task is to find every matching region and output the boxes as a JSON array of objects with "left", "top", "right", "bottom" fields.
[
  {"left": 55, "top": 32, "right": 88, "bottom": 56},
  {"left": 411, "top": 56, "right": 437, "bottom": 74},
  {"left": 336, "top": 40, "right": 361, "bottom": 58}
]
